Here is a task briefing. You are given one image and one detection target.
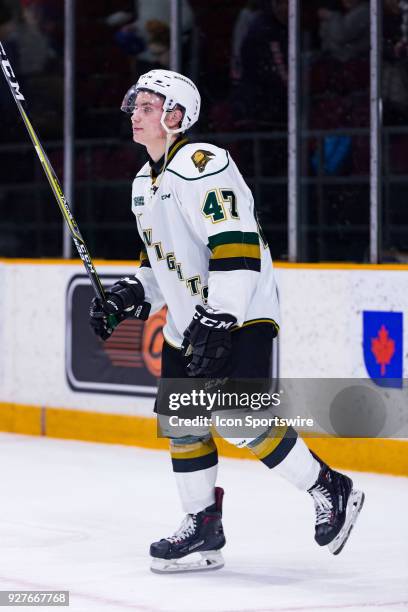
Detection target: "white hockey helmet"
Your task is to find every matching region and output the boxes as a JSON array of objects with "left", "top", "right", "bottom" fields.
[{"left": 121, "top": 69, "right": 201, "bottom": 134}]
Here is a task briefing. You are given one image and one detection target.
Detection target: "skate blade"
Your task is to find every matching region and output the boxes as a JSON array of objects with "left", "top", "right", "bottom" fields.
[
  {"left": 328, "top": 489, "right": 365, "bottom": 555},
  {"left": 150, "top": 550, "right": 224, "bottom": 574}
]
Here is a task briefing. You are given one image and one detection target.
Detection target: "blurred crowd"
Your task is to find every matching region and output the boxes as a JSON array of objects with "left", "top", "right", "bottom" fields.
[
  {"left": 1, "top": 0, "right": 408, "bottom": 261},
  {"left": 1, "top": 0, "right": 408, "bottom": 137},
  {"left": 0, "top": 0, "right": 63, "bottom": 138}
]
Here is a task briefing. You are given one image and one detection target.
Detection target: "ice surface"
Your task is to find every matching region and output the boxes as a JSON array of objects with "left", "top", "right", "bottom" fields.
[{"left": 0, "top": 433, "right": 407, "bottom": 612}]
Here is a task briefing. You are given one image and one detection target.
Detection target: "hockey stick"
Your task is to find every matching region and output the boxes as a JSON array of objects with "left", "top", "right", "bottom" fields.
[{"left": 0, "top": 41, "right": 150, "bottom": 322}]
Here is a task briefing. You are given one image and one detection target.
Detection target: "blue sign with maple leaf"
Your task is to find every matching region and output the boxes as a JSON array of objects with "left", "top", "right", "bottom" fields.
[{"left": 363, "top": 311, "right": 403, "bottom": 388}]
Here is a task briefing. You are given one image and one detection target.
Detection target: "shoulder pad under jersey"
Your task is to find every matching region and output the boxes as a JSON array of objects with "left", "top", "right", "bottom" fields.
[{"left": 166, "top": 142, "right": 229, "bottom": 181}]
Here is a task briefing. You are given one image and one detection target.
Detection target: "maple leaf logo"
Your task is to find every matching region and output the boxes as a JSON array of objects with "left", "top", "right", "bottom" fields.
[{"left": 371, "top": 325, "right": 395, "bottom": 376}]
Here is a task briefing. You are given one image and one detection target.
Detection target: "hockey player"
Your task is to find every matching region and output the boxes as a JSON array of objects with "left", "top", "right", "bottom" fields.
[{"left": 89, "top": 69, "right": 365, "bottom": 573}]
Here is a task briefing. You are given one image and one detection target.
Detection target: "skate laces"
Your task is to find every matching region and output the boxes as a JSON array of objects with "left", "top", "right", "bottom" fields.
[
  {"left": 166, "top": 514, "right": 197, "bottom": 543},
  {"left": 309, "top": 484, "right": 333, "bottom": 525}
]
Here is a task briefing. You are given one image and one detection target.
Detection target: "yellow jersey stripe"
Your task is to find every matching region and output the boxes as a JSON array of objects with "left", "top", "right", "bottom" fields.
[{"left": 211, "top": 243, "right": 261, "bottom": 260}]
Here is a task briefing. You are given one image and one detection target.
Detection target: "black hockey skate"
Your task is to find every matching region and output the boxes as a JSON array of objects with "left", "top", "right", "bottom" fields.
[
  {"left": 308, "top": 456, "right": 365, "bottom": 555},
  {"left": 150, "top": 487, "right": 226, "bottom": 573}
]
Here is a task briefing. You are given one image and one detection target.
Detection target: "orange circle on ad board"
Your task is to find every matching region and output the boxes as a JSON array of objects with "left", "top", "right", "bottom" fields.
[{"left": 142, "top": 308, "right": 166, "bottom": 378}]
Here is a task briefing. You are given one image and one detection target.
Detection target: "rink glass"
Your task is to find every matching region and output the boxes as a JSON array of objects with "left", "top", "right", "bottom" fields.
[{"left": 0, "top": 1, "right": 407, "bottom": 263}]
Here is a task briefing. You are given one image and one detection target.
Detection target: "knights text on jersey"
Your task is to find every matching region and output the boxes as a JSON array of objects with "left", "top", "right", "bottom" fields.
[{"left": 131, "top": 141, "right": 280, "bottom": 347}]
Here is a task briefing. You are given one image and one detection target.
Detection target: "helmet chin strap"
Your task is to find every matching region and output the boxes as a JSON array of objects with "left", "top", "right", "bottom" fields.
[{"left": 152, "top": 111, "right": 184, "bottom": 194}]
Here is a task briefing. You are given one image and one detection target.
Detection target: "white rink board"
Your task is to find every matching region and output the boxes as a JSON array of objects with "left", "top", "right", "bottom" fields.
[
  {"left": 1, "top": 262, "right": 407, "bottom": 417},
  {"left": 0, "top": 261, "right": 154, "bottom": 416},
  {"left": 276, "top": 267, "right": 408, "bottom": 378}
]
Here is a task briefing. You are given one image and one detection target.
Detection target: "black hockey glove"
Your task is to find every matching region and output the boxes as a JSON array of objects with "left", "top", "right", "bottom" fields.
[
  {"left": 181, "top": 305, "right": 237, "bottom": 377},
  {"left": 103, "top": 277, "right": 149, "bottom": 319},
  {"left": 89, "top": 277, "right": 151, "bottom": 341},
  {"left": 89, "top": 297, "right": 124, "bottom": 341}
]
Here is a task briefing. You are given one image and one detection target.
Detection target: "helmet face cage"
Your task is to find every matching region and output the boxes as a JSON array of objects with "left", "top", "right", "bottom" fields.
[{"left": 120, "top": 69, "right": 200, "bottom": 133}]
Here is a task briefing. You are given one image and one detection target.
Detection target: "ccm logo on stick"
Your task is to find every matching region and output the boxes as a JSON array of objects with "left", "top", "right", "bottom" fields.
[{"left": 0, "top": 43, "right": 25, "bottom": 101}]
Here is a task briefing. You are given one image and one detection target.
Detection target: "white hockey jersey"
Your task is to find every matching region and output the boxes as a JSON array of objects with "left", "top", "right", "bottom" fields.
[{"left": 131, "top": 138, "right": 280, "bottom": 348}]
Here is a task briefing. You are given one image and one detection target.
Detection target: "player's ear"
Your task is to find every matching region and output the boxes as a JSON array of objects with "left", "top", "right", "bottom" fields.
[{"left": 166, "top": 108, "right": 183, "bottom": 129}]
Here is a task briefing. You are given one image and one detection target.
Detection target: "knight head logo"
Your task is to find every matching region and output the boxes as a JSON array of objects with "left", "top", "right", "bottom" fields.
[{"left": 191, "top": 150, "right": 215, "bottom": 173}]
